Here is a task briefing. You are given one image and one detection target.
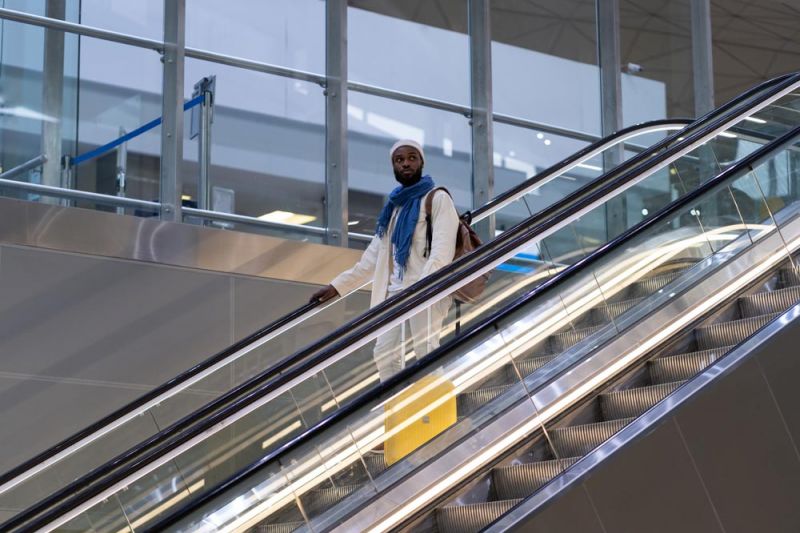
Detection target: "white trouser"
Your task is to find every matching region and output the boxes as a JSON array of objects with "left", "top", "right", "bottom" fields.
[{"left": 372, "top": 292, "right": 451, "bottom": 383}]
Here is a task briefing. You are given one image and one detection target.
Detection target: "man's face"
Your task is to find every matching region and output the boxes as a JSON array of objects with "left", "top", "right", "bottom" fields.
[{"left": 392, "top": 146, "right": 424, "bottom": 187}]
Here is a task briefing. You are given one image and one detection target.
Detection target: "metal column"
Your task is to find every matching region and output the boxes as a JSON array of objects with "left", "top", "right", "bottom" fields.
[
  {"left": 160, "top": 0, "right": 186, "bottom": 222},
  {"left": 191, "top": 76, "right": 215, "bottom": 211},
  {"left": 325, "top": 0, "right": 348, "bottom": 247},
  {"left": 42, "top": 0, "right": 65, "bottom": 192},
  {"left": 597, "top": 0, "right": 625, "bottom": 239},
  {"left": 469, "top": 0, "right": 494, "bottom": 241},
  {"left": 691, "top": 0, "right": 715, "bottom": 117}
]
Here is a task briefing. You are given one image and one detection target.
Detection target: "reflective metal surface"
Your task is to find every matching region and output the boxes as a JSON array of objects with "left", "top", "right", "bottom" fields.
[{"left": 0, "top": 197, "right": 363, "bottom": 285}]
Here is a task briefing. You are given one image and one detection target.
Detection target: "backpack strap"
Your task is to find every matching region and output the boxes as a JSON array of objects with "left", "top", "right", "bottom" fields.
[{"left": 424, "top": 187, "right": 450, "bottom": 258}]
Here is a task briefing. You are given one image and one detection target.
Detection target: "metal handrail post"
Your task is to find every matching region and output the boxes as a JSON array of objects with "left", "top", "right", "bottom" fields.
[
  {"left": 116, "top": 128, "right": 128, "bottom": 215},
  {"left": 0, "top": 155, "right": 47, "bottom": 181},
  {"left": 191, "top": 76, "right": 215, "bottom": 211}
]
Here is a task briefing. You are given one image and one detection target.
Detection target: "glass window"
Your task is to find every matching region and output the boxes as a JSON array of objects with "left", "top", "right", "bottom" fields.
[
  {"left": 620, "top": 0, "right": 693, "bottom": 122},
  {"left": 186, "top": 0, "right": 325, "bottom": 74},
  {"left": 491, "top": 0, "right": 600, "bottom": 135},
  {"left": 493, "top": 121, "right": 590, "bottom": 201},
  {"left": 0, "top": 15, "right": 79, "bottom": 192},
  {"left": 347, "top": 1, "right": 469, "bottom": 105},
  {"left": 711, "top": 1, "right": 799, "bottom": 107},
  {"left": 80, "top": 0, "right": 163, "bottom": 41},
  {"left": 182, "top": 58, "right": 326, "bottom": 235},
  {"left": 347, "top": 91, "right": 472, "bottom": 233},
  {"left": 73, "top": 38, "right": 163, "bottom": 206}
]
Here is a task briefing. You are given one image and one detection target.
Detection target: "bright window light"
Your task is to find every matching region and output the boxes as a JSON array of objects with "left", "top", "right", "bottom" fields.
[
  {"left": 443, "top": 137, "right": 453, "bottom": 157},
  {"left": 258, "top": 210, "right": 317, "bottom": 225}
]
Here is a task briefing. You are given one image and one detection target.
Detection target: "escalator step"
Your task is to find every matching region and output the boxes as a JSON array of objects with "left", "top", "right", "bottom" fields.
[
  {"left": 513, "top": 354, "right": 556, "bottom": 379},
  {"left": 738, "top": 286, "right": 800, "bottom": 317},
  {"left": 254, "top": 523, "right": 304, "bottom": 533},
  {"left": 695, "top": 313, "right": 778, "bottom": 350},
  {"left": 550, "top": 325, "right": 603, "bottom": 353},
  {"left": 363, "top": 450, "right": 386, "bottom": 476},
  {"left": 631, "top": 270, "right": 683, "bottom": 297},
  {"left": 492, "top": 457, "right": 580, "bottom": 500},
  {"left": 458, "top": 384, "right": 511, "bottom": 416},
  {"left": 648, "top": 347, "right": 731, "bottom": 384},
  {"left": 460, "top": 355, "right": 556, "bottom": 415},
  {"left": 549, "top": 417, "right": 635, "bottom": 458},
  {"left": 436, "top": 499, "right": 522, "bottom": 533},
  {"left": 303, "top": 485, "right": 361, "bottom": 517},
  {"left": 780, "top": 266, "right": 800, "bottom": 288},
  {"left": 609, "top": 270, "right": 682, "bottom": 302},
  {"left": 330, "top": 450, "right": 386, "bottom": 485},
  {"left": 580, "top": 297, "right": 645, "bottom": 328},
  {"left": 600, "top": 381, "right": 682, "bottom": 420}
]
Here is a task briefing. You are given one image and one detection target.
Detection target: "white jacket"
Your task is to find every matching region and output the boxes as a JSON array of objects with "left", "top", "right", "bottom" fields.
[{"left": 331, "top": 189, "right": 460, "bottom": 307}]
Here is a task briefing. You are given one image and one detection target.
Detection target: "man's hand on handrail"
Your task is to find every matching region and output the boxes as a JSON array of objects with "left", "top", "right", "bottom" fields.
[{"left": 310, "top": 284, "right": 340, "bottom": 303}]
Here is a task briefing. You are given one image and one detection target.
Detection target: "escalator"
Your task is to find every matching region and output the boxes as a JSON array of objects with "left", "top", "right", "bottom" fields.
[
  {"left": 221, "top": 115, "right": 800, "bottom": 532},
  {"left": 433, "top": 258, "right": 800, "bottom": 533},
  {"left": 3, "top": 73, "right": 800, "bottom": 532},
  {"left": 203, "top": 124, "right": 800, "bottom": 533},
  {"left": 0, "top": 119, "right": 690, "bottom": 526}
]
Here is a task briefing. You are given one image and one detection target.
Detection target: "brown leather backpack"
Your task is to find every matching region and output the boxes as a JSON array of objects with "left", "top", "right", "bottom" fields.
[{"left": 424, "top": 187, "right": 488, "bottom": 304}]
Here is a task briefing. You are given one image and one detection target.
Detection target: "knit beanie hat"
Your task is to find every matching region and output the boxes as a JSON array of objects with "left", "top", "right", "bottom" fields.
[{"left": 390, "top": 139, "right": 425, "bottom": 163}]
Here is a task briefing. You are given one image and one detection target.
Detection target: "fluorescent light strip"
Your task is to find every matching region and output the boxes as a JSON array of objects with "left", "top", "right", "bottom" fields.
[
  {"left": 744, "top": 116, "right": 768, "bottom": 124},
  {"left": 114, "top": 479, "right": 206, "bottom": 533},
  {"left": 321, "top": 374, "right": 378, "bottom": 412},
  {"left": 228, "top": 428, "right": 387, "bottom": 532},
  {"left": 261, "top": 421, "right": 302, "bottom": 450}
]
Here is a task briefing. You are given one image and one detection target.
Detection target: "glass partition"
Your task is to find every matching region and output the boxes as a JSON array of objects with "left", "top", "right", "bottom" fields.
[
  {"left": 181, "top": 58, "right": 326, "bottom": 235},
  {"left": 491, "top": 0, "right": 600, "bottom": 132},
  {"left": 80, "top": 0, "right": 163, "bottom": 40},
  {"left": 185, "top": 0, "right": 324, "bottom": 74},
  {"left": 620, "top": 0, "right": 694, "bottom": 121},
  {"left": 72, "top": 38, "right": 163, "bottom": 209},
  {"left": 0, "top": 11, "right": 78, "bottom": 194},
  {"left": 347, "top": 1, "right": 469, "bottom": 106},
  {"left": 347, "top": 91, "right": 473, "bottom": 223}
]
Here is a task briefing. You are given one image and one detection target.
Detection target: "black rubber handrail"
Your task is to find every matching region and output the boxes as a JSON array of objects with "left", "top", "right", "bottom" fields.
[
  {"left": 151, "top": 124, "right": 800, "bottom": 533},
  {"left": 470, "top": 117, "right": 690, "bottom": 221},
  {"left": 5, "top": 72, "right": 797, "bottom": 532},
  {"left": 0, "top": 119, "right": 690, "bottom": 496}
]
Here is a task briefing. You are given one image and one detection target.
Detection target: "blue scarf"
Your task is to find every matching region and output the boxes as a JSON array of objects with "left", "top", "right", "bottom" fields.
[{"left": 375, "top": 175, "right": 435, "bottom": 278}]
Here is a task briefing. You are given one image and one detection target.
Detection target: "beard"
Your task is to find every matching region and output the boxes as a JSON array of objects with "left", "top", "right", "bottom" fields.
[{"left": 394, "top": 166, "right": 424, "bottom": 187}]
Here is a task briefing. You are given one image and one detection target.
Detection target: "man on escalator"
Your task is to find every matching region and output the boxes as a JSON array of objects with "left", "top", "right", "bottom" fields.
[{"left": 310, "top": 139, "right": 460, "bottom": 382}]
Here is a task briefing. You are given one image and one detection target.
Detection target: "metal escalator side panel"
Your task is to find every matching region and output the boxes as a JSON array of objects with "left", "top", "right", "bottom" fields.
[{"left": 486, "top": 300, "right": 800, "bottom": 533}]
